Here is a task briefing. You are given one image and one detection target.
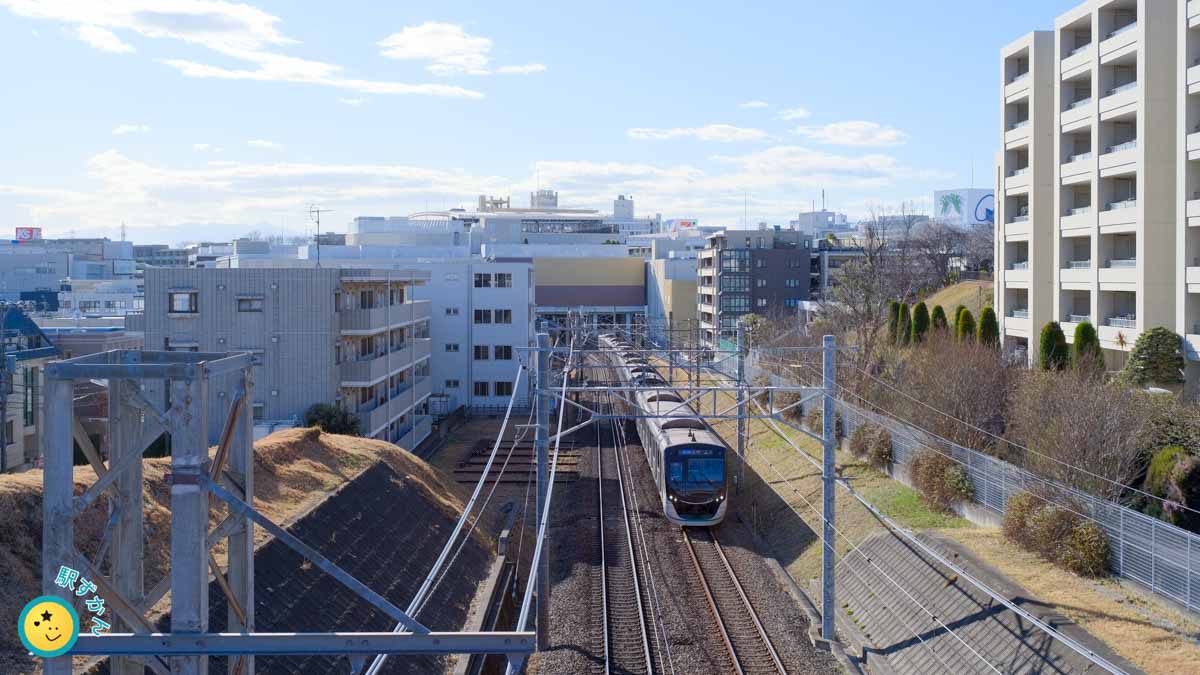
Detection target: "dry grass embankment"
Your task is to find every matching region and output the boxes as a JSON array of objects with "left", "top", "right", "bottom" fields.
[
  {"left": 0, "top": 427, "right": 481, "bottom": 673},
  {"left": 925, "top": 279, "right": 993, "bottom": 317}
]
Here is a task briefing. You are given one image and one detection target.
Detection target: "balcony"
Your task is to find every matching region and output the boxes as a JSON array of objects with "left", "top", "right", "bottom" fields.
[
  {"left": 1099, "top": 22, "right": 1137, "bottom": 59},
  {"left": 355, "top": 377, "right": 432, "bottom": 436},
  {"left": 1062, "top": 45, "right": 1092, "bottom": 75},
  {"left": 1060, "top": 208, "right": 1093, "bottom": 231},
  {"left": 1107, "top": 315, "right": 1137, "bottom": 329},
  {"left": 1100, "top": 83, "right": 1137, "bottom": 116},
  {"left": 1099, "top": 199, "right": 1137, "bottom": 228},
  {"left": 1005, "top": 120, "right": 1031, "bottom": 146},
  {"left": 1060, "top": 260, "right": 1092, "bottom": 285},
  {"left": 1061, "top": 98, "right": 1091, "bottom": 126},
  {"left": 1006, "top": 261, "right": 1029, "bottom": 284},
  {"left": 1186, "top": 265, "right": 1200, "bottom": 290},
  {"left": 1005, "top": 72, "right": 1031, "bottom": 100},
  {"left": 1100, "top": 140, "right": 1136, "bottom": 175},
  {"left": 1067, "top": 314, "right": 1092, "bottom": 324},
  {"left": 1009, "top": 261, "right": 1029, "bottom": 270},
  {"left": 340, "top": 300, "right": 431, "bottom": 335},
  {"left": 341, "top": 347, "right": 413, "bottom": 385},
  {"left": 1188, "top": 62, "right": 1200, "bottom": 92},
  {"left": 1188, "top": 198, "right": 1200, "bottom": 227},
  {"left": 1009, "top": 309, "right": 1030, "bottom": 319},
  {"left": 1060, "top": 154, "right": 1092, "bottom": 182},
  {"left": 1006, "top": 167, "right": 1031, "bottom": 193},
  {"left": 398, "top": 414, "right": 433, "bottom": 451},
  {"left": 1190, "top": 0, "right": 1200, "bottom": 28},
  {"left": 1068, "top": 259, "right": 1091, "bottom": 269}
]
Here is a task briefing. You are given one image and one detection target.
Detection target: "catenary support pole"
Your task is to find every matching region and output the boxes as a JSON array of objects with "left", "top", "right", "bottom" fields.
[
  {"left": 821, "top": 334, "right": 837, "bottom": 640},
  {"left": 110, "top": 378, "right": 144, "bottom": 675},
  {"left": 534, "top": 332, "right": 551, "bottom": 649},
  {"left": 736, "top": 320, "right": 746, "bottom": 491},
  {"left": 227, "top": 368, "right": 254, "bottom": 675},
  {"left": 171, "top": 373, "right": 209, "bottom": 675},
  {"left": 42, "top": 376, "right": 73, "bottom": 675}
]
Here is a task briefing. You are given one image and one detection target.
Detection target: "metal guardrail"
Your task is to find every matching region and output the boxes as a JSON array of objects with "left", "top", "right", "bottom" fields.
[{"left": 745, "top": 360, "right": 1200, "bottom": 617}]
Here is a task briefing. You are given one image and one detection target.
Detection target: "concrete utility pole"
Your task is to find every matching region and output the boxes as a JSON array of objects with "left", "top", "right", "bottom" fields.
[
  {"left": 736, "top": 320, "right": 746, "bottom": 491},
  {"left": 534, "top": 332, "right": 551, "bottom": 648},
  {"left": 821, "top": 334, "right": 837, "bottom": 640}
]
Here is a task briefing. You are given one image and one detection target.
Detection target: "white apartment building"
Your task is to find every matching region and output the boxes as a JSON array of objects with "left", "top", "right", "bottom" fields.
[
  {"left": 998, "top": 0, "right": 1179, "bottom": 367},
  {"left": 1178, "top": 1, "right": 1200, "bottom": 369},
  {"left": 218, "top": 245, "right": 536, "bottom": 414}
]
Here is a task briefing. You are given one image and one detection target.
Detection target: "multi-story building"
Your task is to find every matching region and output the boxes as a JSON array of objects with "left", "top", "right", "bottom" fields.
[
  {"left": 133, "top": 244, "right": 190, "bottom": 268},
  {"left": 0, "top": 306, "right": 58, "bottom": 473},
  {"left": 998, "top": 0, "right": 1179, "bottom": 367},
  {"left": 696, "top": 229, "right": 813, "bottom": 349},
  {"left": 1178, "top": 1, "right": 1200, "bottom": 374},
  {"left": 216, "top": 246, "right": 535, "bottom": 414},
  {"left": 141, "top": 268, "right": 433, "bottom": 448},
  {"left": 646, "top": 239, "right": 699, "bottom": 346}
]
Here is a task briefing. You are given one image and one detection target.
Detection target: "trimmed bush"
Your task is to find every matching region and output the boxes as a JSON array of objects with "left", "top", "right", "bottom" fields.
[
  {"left": 955, "top": 309, "right": 976, "bottom": 342},
  {"left": 1144, "top": 445, "right": 1200, "bottom": 531},
  {"left": 850, "top": 423, "right": 893, "bottom": 469},
  {"left": 1122, "top": 326, "right": 1185, "bottom": 387},
  {"left": 953, "top": 305, "right": 968, "bottom": 334},
  {"left": 930, "top": 304, "right": 949, "bottom": 332},
  {"left": 1060, "top": 521, "right": 1110, "bottom": 577},
  {"left": 896, "top": 303, "right": 912, "bottom": 346},
  {"left": 977, "top": 306, "right": 999, "bottom": 348},
  {"left": 1027, "top": 504, "right": 1080, "bottom": 561},
  {"left": 909, "top": 448, "right": 974, "bottom": 512},
  {"left": 1038, "top": 321, "right": 1068, "bottom": 371},
  {"left": 1002, "top": 491, "right": 1041, "bottom": 550},
  {"left": 1071, "top": 321, "right": 1103, "bottom": 373},
  {"left": 303, "top": 403, "right": 361, "bottom": 436},
  {"left": 887, "top": 300, "right": 901, "bottom": 343},
  {"left": 911, "top": 302, "right": 930, "bottom": 343},
  {"left": 804, "top": 405, "right": 843, "bottom": 439}
]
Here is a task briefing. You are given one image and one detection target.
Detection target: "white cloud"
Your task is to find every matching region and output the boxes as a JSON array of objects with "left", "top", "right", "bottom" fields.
[
  {"left": 627, "top": 124, "right": 768, "bottom": 143},
  {"left": 496, "top": 63, "right": 546, "bottom": 75},
  {"left": 778, "top": 106, "right": 811, "bottom": 120},
  {"left": 0, "top": 1, "right": 483, "bottom": 98},
  {"left": 192, "top": 143, "right": 211, "bottom": 151},
  {"left": 247, "top": 139, "right": 283, "bottom": 150},
  {"left": 75, "top": 25, "right": 133, "bottom": 53},
  {"left": 112, "top": 124, "right": 149, "bottom": 135},
  {"left": 338, "top": 97, "right": 367, "bottom": 106},
  {"left": 378, "top": 22, "right": 544, "bottom": 77},
  {"left": 793, "top": 121, "right": 908, "bottom": 147},
  {"left": 739, "top": 100, "right": 769, "bottom": 109},
  {"left": 378, "top": 22, "right": 492, "bottom": 75}
]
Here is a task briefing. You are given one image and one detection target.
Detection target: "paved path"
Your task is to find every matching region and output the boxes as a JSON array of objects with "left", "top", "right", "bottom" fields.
[{"left": 835, "top": 531, "right": 1142, "bottom": 675}]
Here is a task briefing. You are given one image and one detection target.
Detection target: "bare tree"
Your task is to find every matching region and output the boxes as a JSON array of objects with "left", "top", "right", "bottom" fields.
[
  {"left": 910, "top": 220, "right": 966, "bottom": 290},
  {"left": 962, "top": 220, "right": 995, "bottom": 272}
]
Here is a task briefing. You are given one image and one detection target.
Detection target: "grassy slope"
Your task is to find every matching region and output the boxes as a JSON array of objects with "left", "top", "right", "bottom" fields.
[{"left": 924, "top": 280, "right": 993, "bottom": 318}]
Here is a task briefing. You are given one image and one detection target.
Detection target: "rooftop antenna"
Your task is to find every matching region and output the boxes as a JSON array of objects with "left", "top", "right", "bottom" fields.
[{"left": 308, "top": 204, "right": 333, "bottom": 269}]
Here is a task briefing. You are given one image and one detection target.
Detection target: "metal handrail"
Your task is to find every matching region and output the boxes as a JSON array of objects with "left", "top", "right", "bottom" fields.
[
  {"left": 1067, "top": 206, "right": 1091, "bottom": 216},
  {"left": 1067, "top": 97, "right": 1092, "bottom": 110},
  {"left": 1068, "top": 314, "right": 1091, "bottom": 323},
  {"left": 1105, "top": 21, "right": 1137, "bottom": 40},
  {"left": 1010, "top": 309, "right": 1030, "bottom": 319},
  {"left": 1107, "top": 199, "right": 1137, "bottom": 210},
  {"left": 1107, "top": 258, "right": 1136, "bottom": 268},
  {"left": 1066, "top": 151, "right": 1092, "bottom": 163},
  {"left": 1107, "top": 316, "right": 1137, "bottom": 328},
  {"left": 1068, "top": 260, "right": 1091, "bottom": 269},
  {"left": 1105, "top": 81, "right": 1137, "bottom": 97},
  {"left": 1105, "top": 139, "right": 1137, "bottom": 154}
]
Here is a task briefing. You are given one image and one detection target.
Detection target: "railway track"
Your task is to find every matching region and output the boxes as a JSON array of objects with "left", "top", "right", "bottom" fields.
[
  {"left": 684, "top": 527, "right": 787, "bottom": 675},
  {"left": 592, "top": 356, "right": 662, "bottom": 675}
]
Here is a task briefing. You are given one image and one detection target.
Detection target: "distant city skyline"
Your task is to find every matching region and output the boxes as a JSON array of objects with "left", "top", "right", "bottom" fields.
[{"left": 0, "top": 0, "right": 1082, "bottom": 244}]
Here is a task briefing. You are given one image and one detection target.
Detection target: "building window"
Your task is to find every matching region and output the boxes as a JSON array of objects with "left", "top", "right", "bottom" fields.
[
  {"left": 474, "top": 273, "right": 492, "bottom": 288},
  {"left": 756, "top": 278, "right": 767, "bottom": 288},
  {"left": 720, "top": 276, "right": 750, "bottom": 292},
  {"left": 495, "top": 381, "right": 513, "bottom": 397},
  {"left": 4, "top": 420, "right": 12, "bottom": 445},
  {"left": 445, "top": 343, "right": 460, "bottom": 352},
  {"left": 721, "top": 295, "right": 750, "bottom": 313},
  {"left": 474, "top": 381, "right": 490, "bottom": 397},
  {"left": 252, "top": 403, "right": 265, "bottom": 421},
  {"left": 445, "top": 379, "right": 460, "bottom": 389},
  {"left": 755, "top": 257, "right": 766, "bottom": 268},
  {"left": 495, "top": 273, "right": 513, "bottom": 288},
  {"left": 474, "top": 345, "right": 490, "bottom": 360},
  {"left": 474, "top": 309, "right": 492, "bottom": 324},
  {"left": 22, "top": 368, "right": 33, "bottom": 426},
  {"left": 169, "top": 291, "right": 198, "bottom": 313},
  {"left": 164, "top": 338, "right": 199, "bottom": 352},
  {"left": 494, "top": 309, "right": 513, "bottom": 324},
  {"left": 494, "top": 345, "right": 513, "bottom": 360},
  {"left": 756, "top": 298, "right": 768, "bottom": 308},
  {"left": 785, "top": 279, "right": 802, "bottom": 288},
  {"left": 237, "top": 297, "right": 264, "bottom": 312},
  {"left": 784, "top": 298, "right": 799, "bottom": 308},
  {"left": 445, "top": 307, "right": 460, "bottom": 316}
]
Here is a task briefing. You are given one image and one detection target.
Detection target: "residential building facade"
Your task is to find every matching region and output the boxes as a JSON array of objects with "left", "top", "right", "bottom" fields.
[
  {"left": 998, "top": 0, "right": 1179, "bottom": 368},
  {"left": 0, "top": 307, "right": 58, "bottom": 473},
  {"left": 141, "top": 268, "right": 433, "bottom": 448},
  {"left": 696, "top": 229, "right": 812, "bottom": 349}
]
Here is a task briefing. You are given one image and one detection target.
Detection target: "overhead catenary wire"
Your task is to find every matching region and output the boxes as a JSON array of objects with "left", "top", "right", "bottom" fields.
[
  {"left": 840, "top": 359, "right": 1200, "bottom": 517},
  {"left": 364, "top": 365, "right": 527, "bottom": 675}
]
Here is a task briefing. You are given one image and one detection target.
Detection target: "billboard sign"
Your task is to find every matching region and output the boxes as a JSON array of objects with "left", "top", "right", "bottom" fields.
[
  {"left": 14, "top": 227, "right": 42, "bottom": 242},
  {"left": 934, "top": 189, "right": 993, "bottom": 227}
]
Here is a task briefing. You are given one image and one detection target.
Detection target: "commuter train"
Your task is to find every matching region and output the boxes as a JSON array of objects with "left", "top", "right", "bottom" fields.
[{"left": 598, "top": 334, "right": 728, "bottom": 526}]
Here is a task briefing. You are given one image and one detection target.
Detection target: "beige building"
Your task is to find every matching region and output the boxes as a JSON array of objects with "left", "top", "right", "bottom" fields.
[{"left": 998, "top": 0, "right": 1180, "bottom": 368}]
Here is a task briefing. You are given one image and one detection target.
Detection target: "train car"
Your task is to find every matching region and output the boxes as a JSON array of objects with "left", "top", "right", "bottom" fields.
[{"left": 598, "top": 334, "right": 728, "bottom": 526}]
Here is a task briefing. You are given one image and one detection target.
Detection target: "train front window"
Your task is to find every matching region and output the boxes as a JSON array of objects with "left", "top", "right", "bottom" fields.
[{"left": 667, "top": 457, "right": 724, "bottom": 491}]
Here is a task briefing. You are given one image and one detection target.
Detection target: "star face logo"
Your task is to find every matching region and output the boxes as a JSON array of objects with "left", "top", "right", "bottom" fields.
[{"left": 40, "top": 610, "right": 53, "bottom": 622}]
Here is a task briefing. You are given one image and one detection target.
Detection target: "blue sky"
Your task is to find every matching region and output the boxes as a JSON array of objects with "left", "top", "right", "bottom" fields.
[{"left": 0, "top": 0, "right": 1082, "bottom": 244}]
